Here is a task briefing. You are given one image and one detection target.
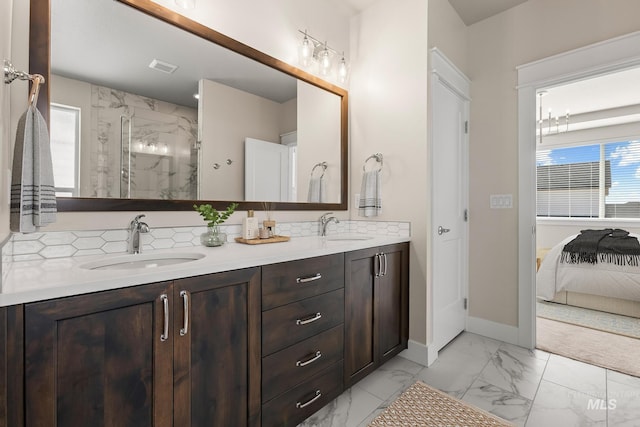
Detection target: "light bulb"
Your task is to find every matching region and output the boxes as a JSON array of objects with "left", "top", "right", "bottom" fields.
[
  {"left": 175, "top": 0, "right": 196, "bottom": 9},
  {"left": 299, "top": 34, "right": 312, "bottom": 67},
  {"left": 319, "top": 46, "right": 331, "bottom": 76},
  {"left": 338, "top": 55, "right": 348, "bottom": 83}
]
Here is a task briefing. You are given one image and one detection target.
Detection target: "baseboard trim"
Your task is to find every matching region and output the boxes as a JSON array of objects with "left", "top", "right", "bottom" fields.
[
  {"left": 399, "top": 339, "right": 433, "bottom": 367},
  {"left": 466, "top": 316, "right": 519, "bottom": 346}
]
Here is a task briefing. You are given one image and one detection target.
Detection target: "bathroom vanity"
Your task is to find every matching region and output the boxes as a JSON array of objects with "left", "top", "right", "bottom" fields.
[{"left": 0, "top": 235, "right": 409, "bottom": 427}]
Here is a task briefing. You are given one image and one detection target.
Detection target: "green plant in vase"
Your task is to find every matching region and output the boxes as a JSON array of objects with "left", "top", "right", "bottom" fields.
[{"left": 194, "top": 202, "right": 238, "bottom": 247}]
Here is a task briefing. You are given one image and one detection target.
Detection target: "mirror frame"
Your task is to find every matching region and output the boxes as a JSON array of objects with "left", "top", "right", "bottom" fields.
[{"left": 29, "top": 0, "right": 348, "bottom": 212}]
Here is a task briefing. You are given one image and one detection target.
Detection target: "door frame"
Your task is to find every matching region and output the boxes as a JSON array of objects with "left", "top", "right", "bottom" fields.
[
  {"left": 517, "top": 31, "right": 640, "bottom": 348},
  {"left": 429, "top": 48, "right": 470, "bottom": 360}
]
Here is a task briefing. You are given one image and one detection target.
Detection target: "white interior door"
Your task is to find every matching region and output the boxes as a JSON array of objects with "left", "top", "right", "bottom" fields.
[
  {"left": 244, "top": 137, "right": 290, "bottom": 201},
  {"left": 1, "top": 0, "right": 14, "bottom": 245},
  {"left": 431, "top": 50, "right": 470, "bottom": 355}
]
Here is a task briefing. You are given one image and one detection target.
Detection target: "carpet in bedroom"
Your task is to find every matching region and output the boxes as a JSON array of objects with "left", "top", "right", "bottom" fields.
[
  {"left": 537, "top": 300, "right": 640, "bottom": 339},
  {"left": 536, "top": 317, "right": 640, "bottom": 378}
]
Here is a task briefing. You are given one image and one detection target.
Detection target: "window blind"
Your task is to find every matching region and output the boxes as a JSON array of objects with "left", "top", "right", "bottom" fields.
[{"left": 536, "top": 141, "right": 640, "bottom": 219}]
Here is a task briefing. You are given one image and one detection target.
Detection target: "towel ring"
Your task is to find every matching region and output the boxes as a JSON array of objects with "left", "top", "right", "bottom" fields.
[
  {"left": 363, "top": 153, "right": 383, "bottom": 172},
  {"left": 311, "top": 162, "right": 328, "bottom": 178}
]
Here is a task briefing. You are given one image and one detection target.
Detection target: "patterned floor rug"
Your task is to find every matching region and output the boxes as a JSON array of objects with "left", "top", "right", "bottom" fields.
[
  {"left": 368, "top": 381, "right": 513, "bottom": 427},
  {"left": 537, "top": 300, "right": 640, "bottom": 339}
]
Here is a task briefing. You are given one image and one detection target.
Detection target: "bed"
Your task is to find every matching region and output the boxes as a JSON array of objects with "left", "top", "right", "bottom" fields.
[{"left": 537, "top": 231, "right": 640, "bottom": 318}]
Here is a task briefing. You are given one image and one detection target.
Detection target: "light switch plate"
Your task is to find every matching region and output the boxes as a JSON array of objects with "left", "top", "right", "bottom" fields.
[{"left": 490, "top": 194, "right": 513, "bottom": 209}]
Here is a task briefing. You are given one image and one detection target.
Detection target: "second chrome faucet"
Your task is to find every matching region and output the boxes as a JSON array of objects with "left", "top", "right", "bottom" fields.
[{"left": 128, "top": 214, "right": 150, "bottom": 254}]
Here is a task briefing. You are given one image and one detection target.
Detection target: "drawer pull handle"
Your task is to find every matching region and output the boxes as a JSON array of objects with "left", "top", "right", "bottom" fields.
[
  {"left": 296, "top": 390, "right": 322, "bottom": 409},
  {"left": 297, "top": 273, "right": 322, "bottom": 284},
  {"left": 296, "top": 351, "right": 322, "bottom": 367},
  {"left": 296, "top": 312, "right": 322, "bottom": 326},
  {"left": 160, "top": 294, "right": 169, "bottom": 342},
  {"left": 179, "top": 290, "right": 189, "bottom": 337}
]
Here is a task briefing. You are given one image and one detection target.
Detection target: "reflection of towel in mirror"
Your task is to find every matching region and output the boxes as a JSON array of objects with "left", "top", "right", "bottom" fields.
[
  {"left": 358, "top": 170, "right": 382, "bottom": 217},
  {"left": 307, "top": 176, "right": 326, "bottom": 203},
  {"left": 10, "top": 105, "right": 57, "bottom": 233}
]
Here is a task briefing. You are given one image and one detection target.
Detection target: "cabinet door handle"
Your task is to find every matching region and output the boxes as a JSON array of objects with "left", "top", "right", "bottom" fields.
[
  {"left": 160, "top": 294, "right": 169, "bottom": 342},
  {"left": 296, "top": 351, "right": 322, "bottom": 367},
  {"left": 375, "top": 253, "right": 382, "bottom": 277},
  {"left": 382, "top": 253, "right": 388, "bottom": 277},
  {"left": 179, "top": 290, "right": 189, "bottom": 337},
  {"left": 296, "top": 390, "right": 322, "bottom": 409},
  {"left": 296, "top": 273, "right": 322, "bottom": 284},
  {"left": 296, "top": 312, "right": 322, "bottom": 326}
]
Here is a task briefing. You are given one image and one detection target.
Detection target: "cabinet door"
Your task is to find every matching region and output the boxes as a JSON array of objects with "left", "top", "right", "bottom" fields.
[
  {"left": 25, "top": 282, "right": 173, "bottom": 427},
  {"left": 344, "top": 247, "right": 379, "bottom": 386},
  {"left": 173, "top": 268, "right": 261, "bottom": 427},
  {"left": 378, "top": 243, "right": 409, "bottom": 364}
]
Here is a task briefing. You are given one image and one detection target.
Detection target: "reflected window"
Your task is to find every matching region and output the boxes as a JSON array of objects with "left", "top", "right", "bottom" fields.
[{"left": 50, "top": 103, "right": 80, "bottom": 196}]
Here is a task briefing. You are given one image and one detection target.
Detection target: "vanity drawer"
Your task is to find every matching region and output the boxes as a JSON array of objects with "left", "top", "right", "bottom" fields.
[
  {"left": 262, "top": 325, "right": 343, "bottom": 403},
  {"left": 262, "top": 289, "right": 344, "bottom": 355},
  {"left": 262, "top": 254, "right": 344, "bottom": 310},
  {"left": 261, "top": 361, "right": 343, "bottom": 427}
]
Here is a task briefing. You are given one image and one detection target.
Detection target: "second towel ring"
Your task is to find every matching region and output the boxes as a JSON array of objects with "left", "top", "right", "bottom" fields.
[
  {"left": 363, "top": 153, "right": 383, "bottom": 172},
  {"left": 311, "top": 162, "right": 328, "bottom": 178}
]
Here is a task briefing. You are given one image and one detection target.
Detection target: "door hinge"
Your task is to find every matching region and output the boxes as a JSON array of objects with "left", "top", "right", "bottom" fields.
[
  {"left": 464, "top": 121, "right": 468, "bottom": 134},
  {"left": 463, "top": 298, "right": 468, "bottom": 310},
  {"left": 464, "top": 209, "right": 468, "bottom": 222}
]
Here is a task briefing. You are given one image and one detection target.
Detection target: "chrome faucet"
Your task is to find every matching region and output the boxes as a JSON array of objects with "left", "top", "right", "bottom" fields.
[
  {"left": 128, "top": 214, "right": 150, "bottom": 254},
  {"left": 319, "top": 212, "right": 339, "bottom": 237}
]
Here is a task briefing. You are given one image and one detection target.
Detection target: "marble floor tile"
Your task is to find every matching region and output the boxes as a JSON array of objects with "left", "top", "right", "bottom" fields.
[
  {"left": 478, "top": 346, "right": 548, "bottom": 400},
  {"left": 606, "top": 370, "right": 640, "bottom": 427},
  {"left": 462, "top": 378, "right": 532, "bottom": 427},
  {"left": 354, "top": 356, "right": 423, "bottom": 401},
  {"left": 298, "top": 386, "right": 383, "bottom": 427},
  {"left": 542, "top": 354, "right": 606, "bottom": 398},
  {"left": 415, "top": 347, "right": 490, "bottom": 398},
  {"left": 501, "top": 342, "right": 550, "bottom": 362},
  {"left": 440, "top": 331, "right": 502, "bottom": 361},
  {"left": 525, "top": 380, "right": 606, "bottom": 427}
]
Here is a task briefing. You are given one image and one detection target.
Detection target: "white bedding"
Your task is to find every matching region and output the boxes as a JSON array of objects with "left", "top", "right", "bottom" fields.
[{"left": 537, "top": 233, "right": 640, "bottom": 302}]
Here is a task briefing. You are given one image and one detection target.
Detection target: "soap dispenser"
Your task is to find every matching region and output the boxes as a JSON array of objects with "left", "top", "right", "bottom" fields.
[{"left": 242, "top": 210, "right": 259, "bottom": 239}]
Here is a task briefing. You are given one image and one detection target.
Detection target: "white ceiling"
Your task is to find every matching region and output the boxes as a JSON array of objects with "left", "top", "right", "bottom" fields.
[
  {"left": 52, "top": 0, "right": 297, "bottom": 108},
  {"left": 448, "top": 0, "right": 528, "bottom": 26},
  {"left": 340, "top": 0, "right": 530, "bottom": 24},
  {"left": 540, "top": 67, "right": 640, "bottom": 117}
]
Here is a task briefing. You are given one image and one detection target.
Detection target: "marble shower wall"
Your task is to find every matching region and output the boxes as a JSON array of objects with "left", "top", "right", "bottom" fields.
[{"left": 91, "top": 85, "right": 198, "bottom": 199}]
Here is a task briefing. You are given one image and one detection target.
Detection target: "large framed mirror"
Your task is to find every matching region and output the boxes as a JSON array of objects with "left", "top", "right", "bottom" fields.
[{"left": 29, "top": 0, "right": 348, "bottom": 211}]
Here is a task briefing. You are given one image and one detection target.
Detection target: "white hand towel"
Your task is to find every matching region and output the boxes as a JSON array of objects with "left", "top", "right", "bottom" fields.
[
  {"left": 358, "top": 170, "right": 382, "bottom": 217},
  {"left": 10, "top": 105, "right": 57, "bottom": 233},
  {"left": 307, "top": 176, "right": 326, "bottom": 203}
]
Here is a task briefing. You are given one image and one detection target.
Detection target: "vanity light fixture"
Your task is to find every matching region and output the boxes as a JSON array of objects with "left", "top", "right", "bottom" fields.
[{"left": 297, "top": 30, "right": 349, "bottom": 83}]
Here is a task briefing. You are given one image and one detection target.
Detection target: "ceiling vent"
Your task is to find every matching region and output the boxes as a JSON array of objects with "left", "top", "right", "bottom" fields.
[{"left": 148, "top": 59, "right": 179, "bottom": 74}]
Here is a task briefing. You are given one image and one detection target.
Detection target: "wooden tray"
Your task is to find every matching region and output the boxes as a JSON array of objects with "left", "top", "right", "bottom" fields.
[{"left": 235, "top": 235, "right": 290, "bottom": 245}]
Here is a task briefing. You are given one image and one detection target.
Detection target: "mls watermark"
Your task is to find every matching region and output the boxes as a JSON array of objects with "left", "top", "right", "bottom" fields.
[{"left": 587, "top": 399, "right": 617, "bottom": 410}]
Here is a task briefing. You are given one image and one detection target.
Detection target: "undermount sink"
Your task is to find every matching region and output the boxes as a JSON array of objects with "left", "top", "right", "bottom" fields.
[
  {"left": 325, "top": 235, "right": 374, "bottom": 241},
  {"left": 80, "top": 252, "right": 205, "bottom": 271}
]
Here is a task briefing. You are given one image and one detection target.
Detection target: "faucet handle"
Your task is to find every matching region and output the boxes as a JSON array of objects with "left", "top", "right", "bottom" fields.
[
  {"left": 320, "top": 212, "right": 333, "bottom": 220},
  {"left": 134, "top": 214, "right": 146, "bottom": 222}
]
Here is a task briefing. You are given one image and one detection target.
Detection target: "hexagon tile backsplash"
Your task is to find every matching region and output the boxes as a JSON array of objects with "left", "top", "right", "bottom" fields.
[{"left": 1, "top": 220, "right": 410, "bottom": 263}]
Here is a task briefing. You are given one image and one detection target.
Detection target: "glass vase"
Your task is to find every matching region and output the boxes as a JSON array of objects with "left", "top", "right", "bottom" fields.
[{"left": 200, "top": 225, "right": 227, "bottom": 247}]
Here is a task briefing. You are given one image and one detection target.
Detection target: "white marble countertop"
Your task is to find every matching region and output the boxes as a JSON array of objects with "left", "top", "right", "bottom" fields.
[{"left": 0, "top": 234, "right": 410, "bottom": 307}]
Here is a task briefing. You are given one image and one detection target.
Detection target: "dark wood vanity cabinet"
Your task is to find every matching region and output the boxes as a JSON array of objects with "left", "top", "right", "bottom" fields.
[
  {"left": 261, "top": 254, "right": 345, "bottom": 427},
  {"left": 344, "top": 243, "right": 409, "bottom": 387},
  {"left": 22, "top": 268, "right": 260, "bottom": 427},
  {"left": 1, "top": 242, "right": 410, "bottom": 427}
]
